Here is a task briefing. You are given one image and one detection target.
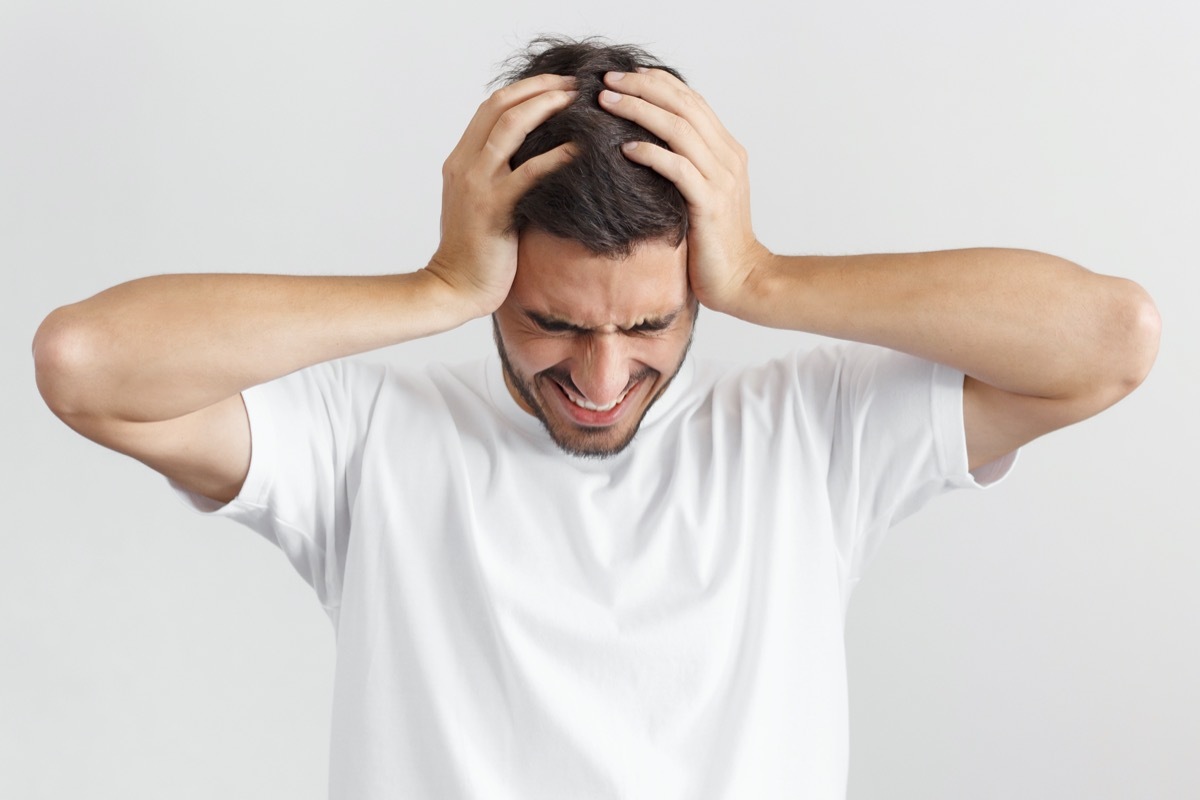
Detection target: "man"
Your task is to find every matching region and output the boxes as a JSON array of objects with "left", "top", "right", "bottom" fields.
[{"left": 34, "top": 37, "right": 1158, "bottom": 799}]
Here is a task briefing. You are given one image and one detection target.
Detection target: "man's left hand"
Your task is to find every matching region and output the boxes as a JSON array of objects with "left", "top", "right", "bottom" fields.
[{"left": 599, "top": 68, "right": 774, "bottom": 317}]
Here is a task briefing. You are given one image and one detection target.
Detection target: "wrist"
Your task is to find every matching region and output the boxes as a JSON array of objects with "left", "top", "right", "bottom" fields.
[
  {"left": 707, "top": 244, "right": 779, "bottom": 322},
  {"left": 419, "top": 256, "right": 506, "bottom": 323}
]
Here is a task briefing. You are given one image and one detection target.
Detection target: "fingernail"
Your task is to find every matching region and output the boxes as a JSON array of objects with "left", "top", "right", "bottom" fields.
[
  {"left": 621, "top": 141, "right": 638, "bottom": 152},
  {"left": 600, "top": 89, "right": 622, "bottom": 103},
  {"left": 607, "top": 71, "right": 626, "bottom": 82}
]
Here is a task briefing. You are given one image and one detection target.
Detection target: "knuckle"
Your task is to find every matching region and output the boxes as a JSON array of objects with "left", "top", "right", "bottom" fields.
[
  {"left": 490, "top": 84, "right": 515, "bottom": 106},
  {"left": 670, "top": 116, "right": 694, "bottom": 140},
  {"left": 495, "top": 109, "right": 520, "bottom": 132},
  {"left": 519, "top": 160, "right": 545, "bottom": 183}
]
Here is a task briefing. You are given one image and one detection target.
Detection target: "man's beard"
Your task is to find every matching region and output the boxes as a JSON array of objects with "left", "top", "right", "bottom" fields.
[{"left": 492, "top": 317, "right": 693, "bottom": 459}]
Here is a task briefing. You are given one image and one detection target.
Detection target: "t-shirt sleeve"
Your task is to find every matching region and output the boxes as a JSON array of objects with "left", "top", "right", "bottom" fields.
[
  {"left": 808, "top": 342, "right": 1017, "bottom": 585},
  {"left": 167, "top": 359, "right": 384, "bottom": 615}
]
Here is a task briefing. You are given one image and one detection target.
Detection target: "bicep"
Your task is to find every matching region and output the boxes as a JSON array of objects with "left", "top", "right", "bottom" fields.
[{"left": 65, "top": 394, "right": 251, "bottom": 505}]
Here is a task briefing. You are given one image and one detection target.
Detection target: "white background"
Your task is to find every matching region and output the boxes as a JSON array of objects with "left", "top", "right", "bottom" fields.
[{"left": 3, "top": 1, "right": 1197, "bottom": 797}]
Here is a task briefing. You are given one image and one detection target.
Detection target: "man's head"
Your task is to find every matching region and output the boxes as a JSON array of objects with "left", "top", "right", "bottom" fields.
[
  {"left": 497, "top": 35, "right": 689, "bottom": 257},
  {"left": 490, "top": 37, "right": 697, "bottom": 458}
]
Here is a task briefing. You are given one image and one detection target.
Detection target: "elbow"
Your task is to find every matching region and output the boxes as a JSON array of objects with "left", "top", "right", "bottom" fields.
[
  {"left": 1120, "top": 279, "right": 1160, "bottom": 390},
  {"left": 1105, "top": 279, "right": 1160, "bottom": 400},
  {"left": 33, "top": 304, "right": 99, "bottom": 421}
]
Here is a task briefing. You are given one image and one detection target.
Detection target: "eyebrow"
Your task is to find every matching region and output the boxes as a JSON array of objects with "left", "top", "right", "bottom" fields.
[{"left": 525, "top": 307, "right": 683, "bottom": 334}]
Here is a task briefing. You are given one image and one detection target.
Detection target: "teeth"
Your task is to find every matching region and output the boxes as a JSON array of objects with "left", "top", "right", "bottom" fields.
[{"left": 563, "top": 383, "right": 632, "bottom": 412}]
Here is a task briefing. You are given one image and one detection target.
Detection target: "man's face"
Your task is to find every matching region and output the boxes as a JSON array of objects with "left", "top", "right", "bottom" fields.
[{"left": 493, "top": 229, "right": 696, "bottom": 458}]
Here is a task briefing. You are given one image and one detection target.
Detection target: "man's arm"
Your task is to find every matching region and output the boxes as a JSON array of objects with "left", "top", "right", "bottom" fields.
[
  {"left": 33, "top": 271, "right": 470, "bottom": 503},
  {"left": 33, "top": 73, "right": 579, "bottom": 503},
  {"left": 597, "top": 69, "right": 1160, "bottom": 470},
  {"left": 727, "top": 249, "right": 1160, "bottom": 471}
]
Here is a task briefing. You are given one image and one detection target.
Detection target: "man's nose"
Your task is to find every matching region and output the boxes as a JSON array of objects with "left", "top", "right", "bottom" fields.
[{"left": 571, "top": 333, "right": 630, "bottom": 407}]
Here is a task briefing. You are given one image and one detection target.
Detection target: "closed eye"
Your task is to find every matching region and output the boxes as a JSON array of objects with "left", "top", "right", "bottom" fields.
[
  {"left": 524, "top": 308, "right": 682, "bottom": 336},
  {"left": 529, "top": 313, "right": 588, "bottom": 335},
  {"left": 627, "top": 319, "right": 674, "bottom": 334}
]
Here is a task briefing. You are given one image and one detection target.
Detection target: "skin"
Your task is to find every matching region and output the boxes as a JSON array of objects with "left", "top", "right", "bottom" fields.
[
  {"left": 492, "top": 230, "right": 696, "bottom": 458},
  {"left": 32, "top": 64, "right": 1160, "bottom": 506},
  {"left": 594, "top": 68, "right": 1161, "bottom": 470},
  {"left": 32, "top": 73, "right": 582, "bottom": 502}
]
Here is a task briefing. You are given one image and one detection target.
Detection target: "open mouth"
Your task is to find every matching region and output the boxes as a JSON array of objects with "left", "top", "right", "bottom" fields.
[
  {"left": 557, "top": 380, "right": 633, "bottom": 412},
  {"left": 547, "top": 377, "right": 641, "bottom": 426}
]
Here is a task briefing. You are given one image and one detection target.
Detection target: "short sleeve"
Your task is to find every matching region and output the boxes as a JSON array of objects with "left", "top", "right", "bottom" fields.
[
  {"left": 168, "top": 359, "right": 386, "bottom": 616},
  {"left": 815, "top": 343, "right": 1017, "bottom": 584}
]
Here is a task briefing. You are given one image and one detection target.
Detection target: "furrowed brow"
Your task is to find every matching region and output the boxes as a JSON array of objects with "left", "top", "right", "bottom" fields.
[
  {"left": 524, "top": 305, "right": 684, "bottom": 334},
  {"left": 625, "top": 309, "right": 681, "bottom": 332},
  {"left": 526, "top": 310, "right": 592, "bottom": 334}
]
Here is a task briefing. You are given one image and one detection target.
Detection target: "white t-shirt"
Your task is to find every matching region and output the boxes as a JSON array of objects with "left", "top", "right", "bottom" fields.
[{"left": 175, "top": 342, "right": 1015, "bottom": 799}]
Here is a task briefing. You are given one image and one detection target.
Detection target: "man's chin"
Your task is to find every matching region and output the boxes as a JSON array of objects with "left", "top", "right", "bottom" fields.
[{"left": 540, "top": 417, "right": 642, "bottom": 460}]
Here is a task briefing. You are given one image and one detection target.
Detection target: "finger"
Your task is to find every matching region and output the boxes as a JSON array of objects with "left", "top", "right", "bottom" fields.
[
  {"left": 598, "top": 89, "right": 724, "bottom": 179},
  {"left": 502, "top": 141, "right": 579, "bottom": 206},
  {"left": 617, "top": 141, "right": 707, "bottom": 203},
  {"left": 605, "top": 69, "right": 740, "bottom": 158},
  {"left": 480, "top": 88, "right": 578, "bottom": 168},
  {"left": 455, "top": 73, "right": 577, "bottom": 154}
]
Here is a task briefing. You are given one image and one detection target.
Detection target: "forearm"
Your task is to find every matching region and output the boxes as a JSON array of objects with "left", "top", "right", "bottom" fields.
[
  {"left": 734, "top": 248, "right": 1158, "bottom": 399},
  {"left": 34, "top": 268, "right": 470, "bottom": 423}
]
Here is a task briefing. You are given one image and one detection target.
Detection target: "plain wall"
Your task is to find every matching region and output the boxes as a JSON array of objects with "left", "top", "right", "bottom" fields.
[{"left": 3, "top": 1, "right": 1196, "bottom": 797}]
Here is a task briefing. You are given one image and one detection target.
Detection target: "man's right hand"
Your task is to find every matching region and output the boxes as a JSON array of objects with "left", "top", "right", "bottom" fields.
[{"left": 425, "top": 73, "right": 578, "bottom": 318}]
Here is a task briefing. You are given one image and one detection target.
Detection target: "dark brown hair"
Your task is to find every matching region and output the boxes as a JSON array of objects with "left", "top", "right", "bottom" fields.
[{"left": 495, "top": 36, "right": 689, "bottom": 258}]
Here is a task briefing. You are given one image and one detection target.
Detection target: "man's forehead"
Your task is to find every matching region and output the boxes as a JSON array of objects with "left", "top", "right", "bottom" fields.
[{"left": 513, "top": 229, "right": 690, "bottom": 325}]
